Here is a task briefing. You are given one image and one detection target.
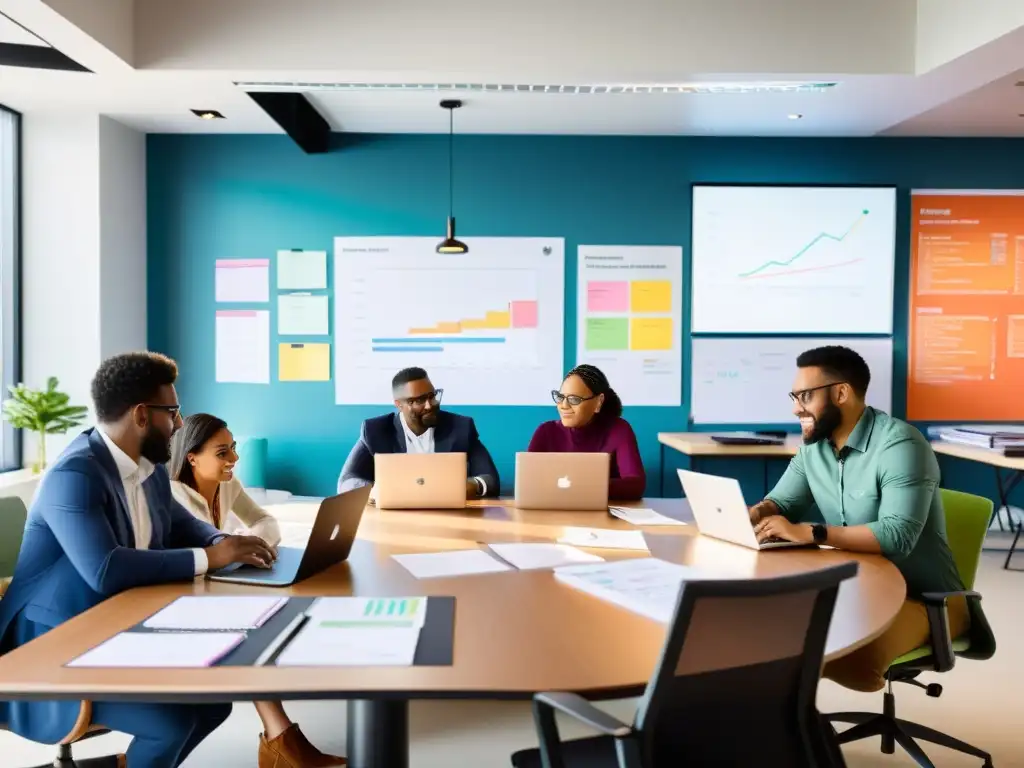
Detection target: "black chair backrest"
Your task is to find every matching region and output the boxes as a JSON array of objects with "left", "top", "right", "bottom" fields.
[{"left": 633, "top": 562, "right": 858, "bottom": 767}]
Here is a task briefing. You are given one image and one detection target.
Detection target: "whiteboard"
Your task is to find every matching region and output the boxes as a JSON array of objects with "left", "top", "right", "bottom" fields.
[
  {"left": 690, "top": 337, "right": 894, "bottom": 424},
  {"left": 691, "top": 186, "right": 896, "bottom": 334},
  {"left": 334, "top": 237, "right": 564, "bottom": 405}
]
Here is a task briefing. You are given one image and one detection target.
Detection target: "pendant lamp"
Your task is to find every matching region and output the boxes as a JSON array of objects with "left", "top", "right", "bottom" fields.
[{"left": 437, "top": 99, "right": 468, "bottom": 254}]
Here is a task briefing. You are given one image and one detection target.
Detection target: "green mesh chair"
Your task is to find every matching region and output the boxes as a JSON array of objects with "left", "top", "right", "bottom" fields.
[{"left": 827, "top": 488, "right": 997, "bottom": 768}]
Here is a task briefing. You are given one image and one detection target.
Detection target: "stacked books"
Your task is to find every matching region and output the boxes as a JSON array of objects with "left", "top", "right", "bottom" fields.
[{"left": 928, "top": 425, "right": 1024, "bottom": 455}]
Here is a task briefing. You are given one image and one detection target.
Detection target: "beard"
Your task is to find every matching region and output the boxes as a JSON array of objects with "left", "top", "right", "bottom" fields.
[
  {"left": 801, "top": 401, "right": 843, "bottom": 445},
  {"left": 140, "top": 424, "right": 172, "bottom": 465}
]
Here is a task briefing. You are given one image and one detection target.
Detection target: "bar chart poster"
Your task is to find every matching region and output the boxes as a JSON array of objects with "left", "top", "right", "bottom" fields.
[
  {"left": 576, "top": 246, "right": 683, "bottom": 406},
  {"left": 907, "top": 190, "right": 1024, "bottom": 421},
  {"left": 691, "top": 186, "right": 897, "bottom": 334},
  {"left": 334, "top": 237, "right": 564, "bottom": 405}
]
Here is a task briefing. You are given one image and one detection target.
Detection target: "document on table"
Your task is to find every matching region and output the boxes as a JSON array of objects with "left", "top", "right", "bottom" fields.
[
  {"left": 216, "top": 310, "right": 270, "bottom": 383},
  {"left": 391, "top": 549, "right": 511, "bottom": 579},
  {"left": 307, "top": 596, "right": 427, "bottom": 628},
  {"left": 275, "top": 624, "right": 420, "bottom": 667},
  {"left": 68, "top": 631, "right": 245, "bottom": 668},
  {"left": 278, "top": 294, "right": 329, "bottom": 335},
  {"left": 558, "top": 527, "right": 650, "bottom": 551},
  {"left": 143, "top": 596, "right": 288, "bottom": 631},
  {"left": 277, "top": 249, "right": 328, "bottom": 290},
  {"left": 485, "top": 543, "right": 604, "bottom": 570},
  {"left": 609, "top": 506, "right": 688, "bottom": 527},
  {"left": 554, "top": 558, "right": 706, "bottom": 624}
]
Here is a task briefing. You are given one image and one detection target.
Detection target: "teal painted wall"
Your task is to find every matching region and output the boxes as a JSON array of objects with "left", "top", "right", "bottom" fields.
[{"left": 148, "top": 133, "right": 1024, "bottom": 507}]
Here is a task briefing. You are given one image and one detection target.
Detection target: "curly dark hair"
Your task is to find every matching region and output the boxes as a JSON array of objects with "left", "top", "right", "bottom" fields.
[
  {"left": 565, "top": 364, "right": 623, "bottom": 422},
  {"left": 90, "top": 352, "right": 179, "bottom": 423}
]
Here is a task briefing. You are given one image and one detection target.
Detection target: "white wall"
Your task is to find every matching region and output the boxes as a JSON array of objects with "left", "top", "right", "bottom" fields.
[
  {"left": 916, "top": 0, "right": 1024, "bottom": 73},
  {"left": 20, "top": 113, "right": 147, "bottom": 462},
  {"left": 98, "top": 115, "right": 147, "bottom": 358}
]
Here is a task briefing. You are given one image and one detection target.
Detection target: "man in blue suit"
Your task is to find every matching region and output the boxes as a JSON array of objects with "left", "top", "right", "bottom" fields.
[
  {"left": 337, "top": 367, "right": 500, "bottom": 498},
  {"left": 0, "top": 352, "right": 275, "bottom": 768}
]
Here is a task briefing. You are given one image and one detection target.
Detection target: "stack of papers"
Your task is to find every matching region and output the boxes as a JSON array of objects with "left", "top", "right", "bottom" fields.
[
  {"left": 554, "top": 558, "right": 704, "bottom": 623},
  {"left": 275, "top": 596, "right": 428, "bottom": 667},
  {"left": 609, "top": 507, "right": 688, "bottom": 527},
  {"left": 391, "top": 549, "right": 511, "bottom": 579},
  {"left": 928, "top": 424, "right": 1024, "bottom": 451},
  {"left": 558, "top": 527, "right": 651, "bottom": 551},
  {"left": 485, "top": 543, "right": 604, "bottom": 570},
  {"left": 143, "top": 596, "right": 288, "bottom": 631},
  {"left": 68, "top": 631, "right": 245, "bottom": 668}
]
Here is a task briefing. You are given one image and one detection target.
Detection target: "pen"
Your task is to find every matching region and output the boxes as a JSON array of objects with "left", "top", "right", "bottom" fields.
[{"left": 255, "top": 610, "right": 310, "bottom": 666}]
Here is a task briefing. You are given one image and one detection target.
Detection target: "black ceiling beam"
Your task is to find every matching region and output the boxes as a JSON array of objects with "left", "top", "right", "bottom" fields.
[
  {"left": 0, "top": 42, "right": 90, "bottom": 72},
  {"left": 247, "top": 92, "right": 330, "bottom": 154}
]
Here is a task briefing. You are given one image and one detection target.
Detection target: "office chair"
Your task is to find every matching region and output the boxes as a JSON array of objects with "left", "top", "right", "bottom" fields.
[
  {"left": 0, "top": 496, "right": 125, "bottom": 768},
  {"left": 510, "top": 562, "right": 858, "bottom": 768},
  {"left": 827, "top": 488, "right": 997, "bottom": 768}
]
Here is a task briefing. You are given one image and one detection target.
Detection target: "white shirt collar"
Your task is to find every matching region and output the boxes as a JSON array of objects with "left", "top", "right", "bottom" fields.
[
  {"left": 399, "top": 412, "right": 433, "bottom": 447},
  {"left": 97, "top": 426, "right": 155, "bottom": 482}
]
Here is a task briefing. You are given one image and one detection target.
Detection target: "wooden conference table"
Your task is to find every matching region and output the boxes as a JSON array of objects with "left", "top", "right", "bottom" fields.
[{"left": 0, "top": 499, "right": 906, "bottom": 768}]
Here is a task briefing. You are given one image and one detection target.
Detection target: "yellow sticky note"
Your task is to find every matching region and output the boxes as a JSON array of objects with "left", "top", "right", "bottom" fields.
[
  {"left": 630, "top": 318, "right": 673, "bottom": 351},
  {"left": 279, "top": 343, "right": 331, "bottom": 381},
  {"left": 630, "top": 280, "right": 672, "bottom": 313}
]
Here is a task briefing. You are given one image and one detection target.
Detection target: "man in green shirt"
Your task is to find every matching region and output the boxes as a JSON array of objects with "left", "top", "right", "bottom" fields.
[{"left": 748, "top": 345, "right": 968, "bottom": 692}]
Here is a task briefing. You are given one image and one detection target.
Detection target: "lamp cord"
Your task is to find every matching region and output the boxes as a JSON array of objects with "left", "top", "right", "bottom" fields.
[{"left": 448, "top": 107, "right": 454, "bottom": 219}]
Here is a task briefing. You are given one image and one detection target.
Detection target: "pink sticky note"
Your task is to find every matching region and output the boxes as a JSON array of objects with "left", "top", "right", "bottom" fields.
[
  {"left": 587, "top": 281, "right": 629, "bottom": 312},
  {"left": 511, "top": 300, "right": 539, "bottom": 329}
]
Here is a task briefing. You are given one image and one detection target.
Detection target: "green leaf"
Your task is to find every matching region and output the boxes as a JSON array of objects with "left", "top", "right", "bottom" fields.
[{"left": 1, "top": 379, "right": 88, "bottom": 435}]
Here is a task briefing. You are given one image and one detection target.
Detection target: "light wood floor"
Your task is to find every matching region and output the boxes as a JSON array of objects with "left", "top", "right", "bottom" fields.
[{"left": 4, "top": 550, "right": 1020, "bottom": 767}]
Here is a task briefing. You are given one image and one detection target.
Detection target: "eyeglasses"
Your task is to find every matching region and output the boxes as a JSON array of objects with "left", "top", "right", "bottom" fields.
[
  {"left": 145, "top": 404, "right": 181, "bottom": 418},
  {"left": 788, "top": 382, "right": 846, "bottom": 405},
  {"left": 551, "top": 390, "right": 597, "bottom": 407},
  {"left": 404, "top": 389, "right": 443, "bottom": 408}
]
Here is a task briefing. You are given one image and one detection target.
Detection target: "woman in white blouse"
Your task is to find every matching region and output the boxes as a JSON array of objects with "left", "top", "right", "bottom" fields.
[{"left": 170, "top": 413, "right": 345, "bottom": 768}]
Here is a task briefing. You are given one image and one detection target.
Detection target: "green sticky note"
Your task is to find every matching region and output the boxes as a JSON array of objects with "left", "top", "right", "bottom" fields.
[{"left": 586, "top": 318, "right": 629, "bottom": 351}]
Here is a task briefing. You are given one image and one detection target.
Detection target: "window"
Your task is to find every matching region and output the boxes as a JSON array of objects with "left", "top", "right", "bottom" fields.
[{"left": 0, "top": 105, "right": 20, "bottom": 471}]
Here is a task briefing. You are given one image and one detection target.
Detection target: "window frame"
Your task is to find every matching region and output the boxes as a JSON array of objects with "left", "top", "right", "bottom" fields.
[{"left": 0, "top": 103, "right": 22, "bottom": 472}]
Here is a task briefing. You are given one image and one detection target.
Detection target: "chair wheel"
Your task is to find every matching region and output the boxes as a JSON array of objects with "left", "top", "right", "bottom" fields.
[{"left": 925, "top": 683, "right": 942, "bottom": 697}]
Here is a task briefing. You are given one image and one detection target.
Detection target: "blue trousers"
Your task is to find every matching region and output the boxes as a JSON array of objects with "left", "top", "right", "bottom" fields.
[{"left": 90, "top": 700, "right": 232, "bottom": 768}]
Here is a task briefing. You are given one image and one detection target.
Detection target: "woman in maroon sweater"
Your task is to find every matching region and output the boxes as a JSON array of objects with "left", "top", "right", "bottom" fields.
[{"left": 527, "top": 364, "right": 646, "bottom": 500}]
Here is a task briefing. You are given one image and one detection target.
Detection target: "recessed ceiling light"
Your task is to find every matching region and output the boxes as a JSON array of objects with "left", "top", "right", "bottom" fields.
[
  {"left": 235, "top": 81, "right": 839, "bottom": 95},
  {"left": 191, "top": 109, "right": 225, "bottom": 120},
  {"left": 788, "top": 113, "right": 803, "bottom": 120}
]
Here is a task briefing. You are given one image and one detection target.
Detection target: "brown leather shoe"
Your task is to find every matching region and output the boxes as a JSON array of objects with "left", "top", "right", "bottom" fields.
[{"left": 259, "top": 723, "right": 347, "bottom": 768}]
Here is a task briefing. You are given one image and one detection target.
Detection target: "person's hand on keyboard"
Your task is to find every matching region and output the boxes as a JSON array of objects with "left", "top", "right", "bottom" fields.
[{"left": 753, "top": 515, "right": 814, "bottom": 545}]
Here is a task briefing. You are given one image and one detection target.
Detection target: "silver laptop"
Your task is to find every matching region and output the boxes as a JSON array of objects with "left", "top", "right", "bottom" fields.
[
  {"left": 374, "top": 452, "right": 468, "bottom": 509},
  {"left": 515, "top": 452, "right": 610, "bottom": 511},
  {"left": 208, "top": 485, "right": 371, "bottom": 586},
  {"left": 677, "top": 469, "right": 807, "bottom": 551}
]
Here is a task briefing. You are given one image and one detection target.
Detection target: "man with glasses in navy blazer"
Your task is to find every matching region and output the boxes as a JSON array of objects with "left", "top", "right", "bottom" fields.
[
  {"left": 337, "top": 367, "right": 500, "bottom": 499},
  {"left": 0, "top": 352, "right": 276, "bottom": 768}
]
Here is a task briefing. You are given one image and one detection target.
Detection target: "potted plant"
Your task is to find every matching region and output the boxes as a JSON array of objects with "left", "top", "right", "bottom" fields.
[{"left": 2, "top": 377, "right": 88, "bottom": 473}]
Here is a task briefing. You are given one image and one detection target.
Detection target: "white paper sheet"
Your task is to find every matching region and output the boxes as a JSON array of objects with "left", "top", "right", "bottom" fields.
[
  {"left": 308, "top": 597, "right": 427, "bottom": 628},
  {"left": 143, "top": 596, "right": 288, "bottom": 631},
  {"left": 275, "top": 625, "right": 420, "bottom": 667},
  {"left": 215, "top": 259, "right": 270, "bottom": 302},
  {"left": 391, "top": 549, "right": 511, "bottom": 579},
  {"left": 278, "top": 250, "right": 328, "bottom": 290},
  {"left": 558, "top": 527, "right": 650, "bottom": 551},
  {"left": 278, "top": 293, "right": 329, "bottom": 335},
  {"left": 216, "top": 310, "right": 270, "bottom": 383},
  {"left": 554, "top": 559, "right": 702, "bottom": 623},
  {"left": 609, "top": 507, "right": 688, "bottom": 527},
  {"left": 485, "top": 543, "right": 604, "bottom": 570},
  {"left": 68, "top": 632, "right": 245, "bottom": 668}
]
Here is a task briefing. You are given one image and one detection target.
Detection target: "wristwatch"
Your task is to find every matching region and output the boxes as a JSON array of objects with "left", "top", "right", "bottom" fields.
[{"left": 811, "top": 523, "right": 828, "bottom": 545}]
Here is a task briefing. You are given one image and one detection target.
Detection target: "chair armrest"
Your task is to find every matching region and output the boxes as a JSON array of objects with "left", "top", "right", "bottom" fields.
[
  {"left": 917, "top": 590, "right": 980, "bottom": 673},
  {"left": 532, "top": 692, "right": 639, "bottom": 768},
  {"left": 535, "top": 693, "right": 634, "bottom": 738}
]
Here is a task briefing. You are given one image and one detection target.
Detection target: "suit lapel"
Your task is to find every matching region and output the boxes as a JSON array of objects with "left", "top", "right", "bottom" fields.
[
  {"left": 391, "top": 413, "right": 408, "bottom": 454},
  {"left": 87, "top": 429, "right": 137, "bottom": 548},
  {"left": 433, "top": 412, "right": 455, "bottom": 453}
]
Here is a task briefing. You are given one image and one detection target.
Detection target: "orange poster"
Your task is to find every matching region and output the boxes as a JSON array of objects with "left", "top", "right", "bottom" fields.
[{"left": 907, "top": 191, "right": 1024, "bottom": 421}]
